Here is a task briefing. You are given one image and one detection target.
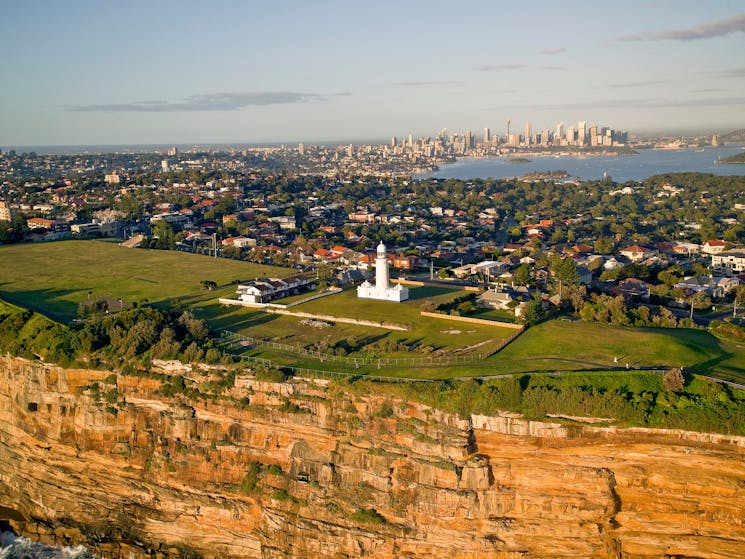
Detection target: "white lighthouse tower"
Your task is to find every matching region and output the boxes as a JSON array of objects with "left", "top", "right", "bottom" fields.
[{"left": 357, "top": 242, "right": 409, "bottom": 302}]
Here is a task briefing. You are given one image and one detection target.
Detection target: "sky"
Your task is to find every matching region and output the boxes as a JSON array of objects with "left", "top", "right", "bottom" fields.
[{"left": 1, "top": 0, "right": 744, "bottom": 147}]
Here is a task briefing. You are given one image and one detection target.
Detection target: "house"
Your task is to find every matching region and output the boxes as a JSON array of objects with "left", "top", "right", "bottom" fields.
[
  {"left": 27, "top": 217, "right": 69, "bottom": 232},
  {"left": 393, "top": 255, "right": 427, "bottom": 271},
  {"left": 235, "top": 274, "right": 315, "bottom": 304},
  {"left": 674, "top": 276, "right": 741, "bottom": 299},
  {"left": 472, "top": 260, "right": 508, "bottom": 277},
  {"left": 222, "top": 236, "right": 256, "bottom": 248},
  {"left": 712, "top": 250, "right": 745, "bottom": 275},
  {"left": 476, "top": 286, "right": 531, "bottom": 316},
  {"left": 615, "top": 278, "right": 651, "bottom": 301},
  {"left": 702, "top": 240, "right": 727, "bottom": 255},
  {"left": 619, "top": 245, "right": 654, "bottom": 262}
]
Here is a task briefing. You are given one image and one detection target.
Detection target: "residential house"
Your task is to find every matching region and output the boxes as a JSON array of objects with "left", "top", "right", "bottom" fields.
[
  {"left": 712, "top": 250, "right": 745, "bottom": 275},
  {"left": 619, "top": 245, "right": 655, "bottom": 262},
  {"left": 476, "top": 285, "right": 531, "bottom": 316},
  {"left": 615, "top": 278, "right": 651, "bottom": 301},
  {"left": 235, "top": 274, "right": 315, "bottom": 304},
  {"left": 674, "top": 276, "right": 741, "bottom": 299},
  {"left": 702, "top": 240, "right": 727, "bottom": 255}
]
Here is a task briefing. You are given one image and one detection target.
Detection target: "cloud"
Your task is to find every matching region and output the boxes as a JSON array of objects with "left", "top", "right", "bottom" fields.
[
  {"left": 482, "top": 96, "right": 745, "bottom": 112},
  {"left": 707, "top": 67, "right": 745, "bottom": 78},
  {"left": 476, "top": 64, "right": 564, "bottom": 72},
  {"left": 689, "top": 88, "right": 727, "bottom": 93},
  {"left": 540, "top": 47, "right": 567, "bottom": 55},
  {"left": 614, "top": 13, "right": 745, "bottom": 42},
  {"left": 70, "top": 91, "right": 332, "bottom": 112},
  {"left": 392, "top": 80, "right": 462, "bottom": 86},
  {"left": 537, "top": 96, "right": 745, "bottom": 110},
  {"left": 476, "top": 64, "right": 528, "bottom": 71},
  {"left": 609, "top": 80, "right": 665, "bottom": 88}
]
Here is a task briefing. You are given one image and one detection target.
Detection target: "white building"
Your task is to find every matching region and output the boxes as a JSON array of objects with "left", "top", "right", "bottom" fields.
[
  {"left": 712, "top": 250, "right": 745, "bottom": 275},
  {"left": 357, "top": 242, "right": 409, "bottom": 302}
]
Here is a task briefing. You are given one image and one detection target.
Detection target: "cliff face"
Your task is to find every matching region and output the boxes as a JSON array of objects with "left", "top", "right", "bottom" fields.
[{"left": 0, "top": 355, "right": 744, "bottom": 559}]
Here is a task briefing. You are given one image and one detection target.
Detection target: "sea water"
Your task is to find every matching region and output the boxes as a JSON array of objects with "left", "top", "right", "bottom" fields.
[{"left": 0, "top": 532, "right": 97, "bottom": 559}]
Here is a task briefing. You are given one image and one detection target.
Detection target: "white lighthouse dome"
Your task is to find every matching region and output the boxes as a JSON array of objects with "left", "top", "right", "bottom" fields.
[{"left": 377, "top": 242, "right": 386, "bottom": 256}]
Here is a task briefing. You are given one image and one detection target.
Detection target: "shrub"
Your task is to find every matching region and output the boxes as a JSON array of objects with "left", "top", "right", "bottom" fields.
[{"left": 351, "top": 507, "right": 386, "bottom": 525}]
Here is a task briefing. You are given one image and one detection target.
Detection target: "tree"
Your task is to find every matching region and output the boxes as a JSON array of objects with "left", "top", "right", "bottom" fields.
[
  {"left": 662, "top": 368, "right": 685, "bottom": 393},
  {"left": 520, "top": 297, "right": 544, "bottom": 326},
  {"left": 201, "top": 280, "right": 217, "bottom": 291},
  {"left": 513, "top": 263, "right": 533, "bottom": 287},
  {"left": 733, "top": 285, "right": 745, "bottom": 318},
  {"left": 689, "top": 290, "right": 711, "bottom": 321},
  {"left": 552, "top": 256, "right": 580, "bottom": 286},
  {"left": 595, "top": 237, "right": 613, "bottom": 254}
]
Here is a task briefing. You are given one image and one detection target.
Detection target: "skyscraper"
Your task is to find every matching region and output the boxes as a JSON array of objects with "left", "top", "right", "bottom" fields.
[
  {"left": 578, "top": 121, "right": 587, "bottom": 146},
  {"left": 556, "top": 121, "right": 564, "bottom": 142},
  {"left": 483, "top": 127, "right": 490, "bottom": 143},
  {"left": 525, "top": 122, "right": 532, "bottom": 146},
  {"left": 298, "top": 143, "right": 305, "bottom": 156},
  {"left": 390, "top": 136, "right": 397, "bottom": 147}
]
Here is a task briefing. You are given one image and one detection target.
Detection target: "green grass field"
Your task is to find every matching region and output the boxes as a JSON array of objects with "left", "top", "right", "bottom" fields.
[
  {"left": 485, "top": 320, "right": 745, "bottom": 382},
  {"left": 0, "top": 240, "right": 291, "bottom": 322},
  {"left": 1, "top": 240, "right": 742, "bottom": 384},
  {"left": 198, "top": 285, "right": 517, "bottom": 359}
]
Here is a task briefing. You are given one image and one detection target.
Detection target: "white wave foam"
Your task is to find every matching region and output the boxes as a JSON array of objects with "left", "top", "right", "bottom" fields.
[{"left": 0, "top": 532, "right": 98, "bottom": 559}]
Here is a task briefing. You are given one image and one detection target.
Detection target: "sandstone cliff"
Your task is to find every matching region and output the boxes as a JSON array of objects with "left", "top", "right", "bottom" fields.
[{"left": 0, "top": 355, "right": 743, "bottom": 558}]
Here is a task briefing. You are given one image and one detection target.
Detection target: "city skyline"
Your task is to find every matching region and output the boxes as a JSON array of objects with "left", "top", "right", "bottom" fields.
[{"left": 1, "top": 1, "right": 744, "bottom": 147}]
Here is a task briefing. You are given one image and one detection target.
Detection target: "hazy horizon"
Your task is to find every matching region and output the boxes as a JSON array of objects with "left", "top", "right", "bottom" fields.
[{"left": 2, "top": 1, "right": 744, "bottom": 146}]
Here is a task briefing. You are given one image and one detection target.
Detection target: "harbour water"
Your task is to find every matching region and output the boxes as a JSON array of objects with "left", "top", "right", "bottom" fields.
[{"left": 424, "top": 146, "right": 745, "bottom": 182}]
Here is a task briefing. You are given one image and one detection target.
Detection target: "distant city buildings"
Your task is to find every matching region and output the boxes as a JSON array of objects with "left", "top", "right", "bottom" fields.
[{"left": 0, "top": 201, "right": 16, "bottom": 222}]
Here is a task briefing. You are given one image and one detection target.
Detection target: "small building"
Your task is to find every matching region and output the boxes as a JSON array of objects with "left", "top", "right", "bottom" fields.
[{"left": 235, "top": 274, "right": 315, "bottom": 304}]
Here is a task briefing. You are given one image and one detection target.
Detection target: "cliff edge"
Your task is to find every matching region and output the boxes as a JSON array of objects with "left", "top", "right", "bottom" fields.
[{"left": 1, "top": 355, "right": 743, "bottom": 558}]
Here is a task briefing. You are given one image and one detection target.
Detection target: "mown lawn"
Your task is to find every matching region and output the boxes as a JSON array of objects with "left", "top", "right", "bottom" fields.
[
  {"left": 195, "top": 285, "right": 517, "bottom": 359},
  {"left": 0, "top": 240, "right": 291, "bottom": 322},
  {"left": 220, "top": 317, "right": 745, "bottom": 382},
  {"left": 484, "top": 320, "right": 745, "bottom": 382}
]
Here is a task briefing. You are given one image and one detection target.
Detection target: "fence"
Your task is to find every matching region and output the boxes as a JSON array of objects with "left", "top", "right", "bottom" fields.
[
  {"left": 220, "top": 329, "right": 522, "bottom": 368},
  {"left": 235, "top": 354, "right": 438, "bottom": 383}
]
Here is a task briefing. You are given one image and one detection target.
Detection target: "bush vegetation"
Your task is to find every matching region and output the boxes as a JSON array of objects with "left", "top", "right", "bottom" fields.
[
  {"left": 0, "top": 298, "right": 229, "bottom": 370},
  {"left": 335, "top": 370, "right": 745, "bottom": 435}
]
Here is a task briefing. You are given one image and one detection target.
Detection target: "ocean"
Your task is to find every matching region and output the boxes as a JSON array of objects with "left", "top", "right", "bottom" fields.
[
  {"left": 0, "top": 532, "right": 97, "bottom": 559},
  {"left": 423, "top": 146, "right": 745, "bottom": 182}
]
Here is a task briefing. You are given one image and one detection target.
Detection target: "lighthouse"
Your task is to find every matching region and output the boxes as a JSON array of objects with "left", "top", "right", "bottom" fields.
[
  {"left": 375, "top": 241, "right": 389, "bottom": 290},
  {"left": 357, "top": 242, "right": 409, "bottom": 302}
]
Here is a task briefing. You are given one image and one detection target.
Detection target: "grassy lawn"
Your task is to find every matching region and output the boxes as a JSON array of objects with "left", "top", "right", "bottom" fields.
[
  {"left": 484, "top": 320, "right": 745, "bottom": 382},
  {"left": 0, "top": 240, "right": 291, "bottom": 323},
  {"left": 197, "top": 285, "right": 517, "bottom": 360},
  {"left": 221, "top": 318, "right": 745, "bottom": 382},
  {"left": 2, "top": 240, "right": 742, "bottom": 385}
]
